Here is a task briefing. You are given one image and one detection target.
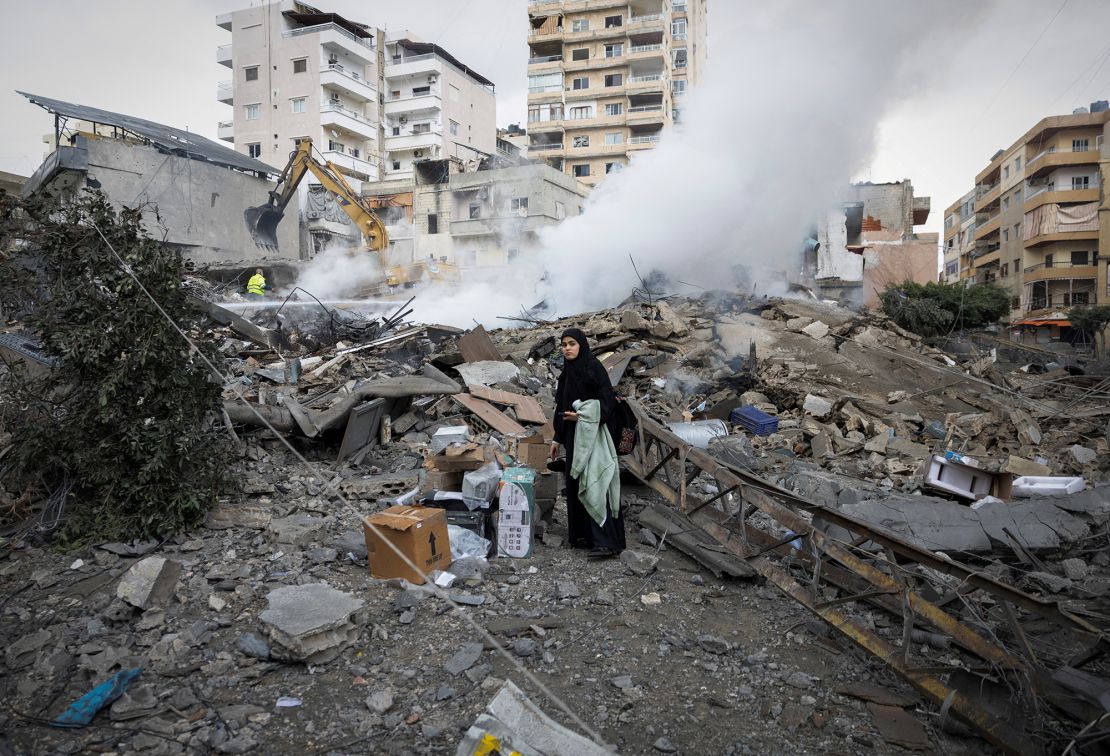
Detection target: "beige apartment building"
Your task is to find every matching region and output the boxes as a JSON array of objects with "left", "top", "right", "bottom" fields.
[
  {"left": 941, "top": 189, "right": 975, "bottom": 283},
  {"left": 216, "top": 2, "right": 496, "bottom": 183},
  {"left": 960, "top": 103, "right": 1110, "bottom": 325},
  {"left": 526, "top": 0, "right": 707, "bottom": 187}
]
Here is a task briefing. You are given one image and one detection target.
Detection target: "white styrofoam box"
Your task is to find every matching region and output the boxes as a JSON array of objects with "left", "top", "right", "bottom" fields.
[
  {"left": 1011, "top": 476, "right": 1086, "bottom": 498},
  {"left": 922, "top": 455, "right": 993, "bottom": 500}
]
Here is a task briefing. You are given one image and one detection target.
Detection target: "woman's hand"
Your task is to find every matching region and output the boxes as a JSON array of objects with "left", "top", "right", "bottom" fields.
[
  {"left": 563, "top": 411, "right": 578, "bottom": 421},
  {"left": 549, "top": 442, "right": 560, "bottom": 460}
]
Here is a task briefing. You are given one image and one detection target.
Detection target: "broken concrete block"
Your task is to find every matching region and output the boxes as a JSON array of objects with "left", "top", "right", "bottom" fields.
[
  {"left": 259, "top": 582, "right": 364, "bottom": 664},
  {"left": 6, "top": 628, "right": 52, "bottom": 670},
  {"left": 886, "top": 437, "right": 930, "bottom": 461},
  {"left": 620, "top": 309, "right": 650, "bottom": 331},
  {"left": 802, "top": 394, "right": 833, "bottom": 419},
  {"left": 116, "top": 557, "right": 182, "bottom": 610},
  {"left": 1003, "top": 455, "right": 1051, "bottom": 477},
  {"left": 801, "top": 320, "right": 830, "bottom": 340},
  {"left": 445, "top": 643, "right": 484, "bottom": 676},
  {"left": 455, "top": 361, "right": 520, "bottom": 388},
  {"left": 1069, "top": 445, "right": 1097, "bottom": 465},
  {"left": 620, "top": 549, "right": 659, "bottom": 577},
  {"left": 864, "top": 434, "right": 889, "bottom": 454},
  {"left": 267, "top": 513, "right": 328, "bottom": 547},
  {"left": 1007, "top": 409, "right": 1042, "bottom": 446},
  {"left": 810, "top": 433, "right": 833, "bottom": 459},
  {"left": 1060, "top": 558, "right": 1088, "bottom": 581},
  {"left": 205, "top": 503, "right": 272, "bottom": 530},
  {"left": 785, "top": 317, "right": 813, "bottom": 333},
  {"left": 1025, "top": 571, "right": 1072, "bottom": 594}
]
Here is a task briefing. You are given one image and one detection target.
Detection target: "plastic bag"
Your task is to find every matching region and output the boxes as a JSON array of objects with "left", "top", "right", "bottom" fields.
[
  {"left": 448, "top": 524, "right": 492, "bottom": 562},
  {"left": 462, "top": 462, "right": 502, "bottom": 505}
]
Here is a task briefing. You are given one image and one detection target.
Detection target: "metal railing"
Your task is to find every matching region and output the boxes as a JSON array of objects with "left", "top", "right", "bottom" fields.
[
  {"left": 387, "top": 89, "right": 440, "bottom": 101},
  {"left": 528, "top": 84, "right": 563, "bottom": 93},
  {"left": 630, "top": 44, "right": 664, "bottom": 52},
  {"left": 1025, "top": 182, "right": 1097, "bottom": 200},
  {"left": 628, "top": 74, "right": 664, "bottom": 82},
  {"left": 628, "top": 104, "right": 664, "bottom": 112},
  {"left": 390, "top": 53, "right": 436, "bottom": 65},
  {"left": 629, "top": 134, "right": 661, "bottom": 144},
  {"left": 284, "top": 23, "right": 372, "bottom": 50},
  {"left": 975, "top": 181, "right": 999, "bottom": 197},
  {"left": 529, "top": 143, "right": 564, "bottom": 151},
  {"left": 320, "top": 101, "right": 373, "bottom": 125},
  {"left": 672, "top": 31, "right": 687, "bottom": 39},
  {"left": 217, "top": 120, "right": 233, "bottom": 129},
  {"left": 322, "top": 63, "right": 373, "bottom": 88},
  {"left": 1023, "top": 259, "right": 1096, "bottom": 273},
  {"left": 528, "top": 54, "right": 563, "bottom": 64}
]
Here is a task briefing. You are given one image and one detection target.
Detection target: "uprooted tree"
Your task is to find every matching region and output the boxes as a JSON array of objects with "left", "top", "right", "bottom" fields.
[
  {"left": 879, "top": 280, "right": 1010, "bottom": 337},
  {"left": 0, "top": 189, "right": 227, "bottom": 545}
]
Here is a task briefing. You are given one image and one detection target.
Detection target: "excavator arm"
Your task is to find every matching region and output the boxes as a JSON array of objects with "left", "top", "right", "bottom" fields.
[{"left": 244, "top": 138, "right": 388, "bottom": 253}]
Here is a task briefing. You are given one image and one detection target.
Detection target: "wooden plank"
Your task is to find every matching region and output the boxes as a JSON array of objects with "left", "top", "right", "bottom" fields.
[
  {"left": 453, "top": 393, "right": 527, "bottom": 436},
  {"left": 458, "top": 325, "right": 502, "bottom": 363},
  {"left": 468, "top": 385, "right": 548, "bottom": 425}
]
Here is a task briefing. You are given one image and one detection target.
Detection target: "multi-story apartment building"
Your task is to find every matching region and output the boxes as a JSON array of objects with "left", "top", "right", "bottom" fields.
[
  {"left": 942, "top": 190, "right": 976, "bottom": 283},
  {"left": 525, "top": 0, "right": 707, "bottom": 187},
  {"left": 216, "top": 2, "right": 496, "bottom": 184},
  {"left": 961, "top": 102, "right": 1110, "bottom": 324}
]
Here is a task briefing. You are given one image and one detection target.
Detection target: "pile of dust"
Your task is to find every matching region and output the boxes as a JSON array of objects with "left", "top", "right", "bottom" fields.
[{"left": 408, "top": 0, "right": 989, "bottom": 329}]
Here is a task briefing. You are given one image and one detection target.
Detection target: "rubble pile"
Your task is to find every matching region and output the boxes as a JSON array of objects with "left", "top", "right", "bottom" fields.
[{"left": 1, "top": 288, "right": 1108, "bottom": 754}]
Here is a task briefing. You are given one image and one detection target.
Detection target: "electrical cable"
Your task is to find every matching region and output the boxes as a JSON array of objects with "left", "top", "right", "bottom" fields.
[{"left": 86, "top": 221, "right": 608, "bottom": 748}]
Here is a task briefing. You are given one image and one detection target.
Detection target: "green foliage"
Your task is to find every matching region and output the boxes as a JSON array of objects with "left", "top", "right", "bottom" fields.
[
  {"left": 0, "top": 190, "right": 227, "bottom": 544},
  {"left": 879, "top": 280, "right": 1010, "bottom": 336},
  {"left": 1067, "top": 305, "right": 1110, "bottom": 342}
]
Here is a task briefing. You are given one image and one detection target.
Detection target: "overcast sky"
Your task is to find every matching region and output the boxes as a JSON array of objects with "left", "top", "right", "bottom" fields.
[{"left": 1, "top": 0, "right": 1109, "bottom": 238}]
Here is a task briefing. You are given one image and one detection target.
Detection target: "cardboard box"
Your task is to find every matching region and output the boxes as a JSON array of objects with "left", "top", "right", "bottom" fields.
[
  {"left": 425, "top": 469, "right": 465, "bottom": 491},
  {"left": 363, "top": 505, "right": 450, "bottom": 584},
  {"left": 497, "top": 468, "right": 536, "bottom": 558}
]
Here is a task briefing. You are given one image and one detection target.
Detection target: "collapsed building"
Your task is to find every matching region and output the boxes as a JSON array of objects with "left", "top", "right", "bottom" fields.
[{"left": 809, "top": 180, "right": 939, "bottom": 307}]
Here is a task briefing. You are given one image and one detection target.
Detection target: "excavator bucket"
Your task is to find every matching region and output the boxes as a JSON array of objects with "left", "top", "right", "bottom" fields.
[{"left": 244, "top": 203, "right": 284, "bottom": 252}]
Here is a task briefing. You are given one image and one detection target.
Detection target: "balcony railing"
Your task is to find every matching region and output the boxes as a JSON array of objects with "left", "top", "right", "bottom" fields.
[
  {"left": 528, "top": 84, "right": 563, "bottom": 93},
  {"left": 528, "top": 54, "right": 563, "bottom": 64},
  {"left": 529, "top": 26, "right": 564, "bottom": 36},
  {"left": 284, "top": 23, "right": 373, "bottom": 49},
  {"left": 1023, "top": 260, "right": 1096, "bottom": 273},
  {"left": 672, "top": 32, "right": 687, "bottom": 40},
  {"left": 529, "top": 143, "right": 564, "bottom": 151},
  {"left": 629, "top": 104, "right": 664, "bottom": 112},
  {"left": 628, "top": 74, "right": 664, "bottom": 82},
  {"left": 323, "top": 62, "right": 370, "bottom": 85},
  {"left": 975, "top": 181, "right": 999, "bottom": 197},
  {"left": 320, "top": 101, "right": 373, "bottom": 125},
  {"left": 630, "top": 44, "right": 664, "bottom": 53},
  {"left": 1025, "top": 182, "right": 1098, "bottom": 200},
  {"left": 218, "top": 120, "right": 233, "bottom": 129},
  {"left": 387, "top": 89, "right": 440, "bottom": 101},
  {"left": 630, "top": 135, "right": 661, "bottom": 144},
  {"left": 631, "top": 14, "right": 662, "bottom": 22}
]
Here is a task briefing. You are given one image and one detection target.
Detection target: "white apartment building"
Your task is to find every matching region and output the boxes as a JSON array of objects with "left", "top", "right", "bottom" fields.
[{"left": 216, "top": 2, "right": 497, "bottom": 184}]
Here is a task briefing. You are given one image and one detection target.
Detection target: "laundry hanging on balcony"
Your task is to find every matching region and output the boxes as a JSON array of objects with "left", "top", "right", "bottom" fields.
[{"left": 1022, "top": 201, "right": 1098, "bottom": 240}]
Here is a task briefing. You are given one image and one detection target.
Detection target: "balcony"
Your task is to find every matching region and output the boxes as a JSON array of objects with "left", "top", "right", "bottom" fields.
[
  {"left": 1023, "top": 183, "right": 1100, "bottom": 210},
  {"left": 973, "top": 182, "right": 1000, "bottom": 212},
  {"left": 217, "top": 44, "right": 232, "bottom": 68},
  {"left": 321, "top": 64, "right": 375, "bottom": 102},
  {"left": 217, "top": 121, "right": 233, "bottom": 143},
  {"left": 384, "top": 90, "right": 442, "bottom": 116},
  {"left": 1025, "top": 145, "right": 1100, "bottom": 179},
  {"left": 216, "top": 80, "right": 233, "bottom": 105},
  {"left": 629, "top": 43, "right": 666, "bottom": 60},
  {"left": 529, "top": 142, "right": 565, "bottom": 153},
  {"left": 527, "top": 118, "right": 565, "bottom": 133},
  {"left": 1023, "top": 260, "right": 1097, "bottom": 283},
  {"left": 385, "top": 129, "right": 442, "bottom": 153},
  {"left": 973, "top": 248, "right": 1001, "bottom": 267},
  {"left": 1023, "top": 287, "right": 1096, "bottom": 316},
  {"left": 283, "top": 23, "right": 374, "bottom": 64},
  {"left": 627, "top": 104, "right": 666, "bottom": 124},
  {"left": 973, "top": 212, "right": 1001, "bottom": 240},
  {"left": 627, "top": 73, "right": 666, "bottom": 92},
  {"left": 527, "top": 54, "right": 563, "bottom": 67},
  {"left": 385, "top": 53, "right": 447, "bottom": 80},
  {"left": 1025, "top": 227, "right": 1100, "bottom": 248},
  {"left": 322, "top": 149, "right": 376, "bottom": 179},
  {"left": 216, "top": 12, "right": 232, "bottom": 31},
  {"left": 628, "top": 134, "right": 662, "bottom": 149},
  {"left": 528, "top": 25, "right": 565, "bottom": 42},
  {"left": 630, "top": 13, "right": 663, "bottom": 25},
  {"left": 320, "top": 102, "right": 377, "bottom": 140}
]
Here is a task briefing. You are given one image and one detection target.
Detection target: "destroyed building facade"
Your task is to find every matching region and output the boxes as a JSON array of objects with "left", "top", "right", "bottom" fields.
[
  {"left": 526, "top": 0, "right": 708, "bottom": 186},
  {"left": 811, "top": 179, "right": 938, "bottom": 307},
  {"left": 361, "top": 158, "right": 589, "bottom": 268},
  {"left": 216, "top": 1, "right": 497, "bottom": 184},
  {"left": 946, "top": 102, "right": 1110, "bottom": 329},
  {"left": 17, "top": 93, "right": 300, "bottom": 275}
]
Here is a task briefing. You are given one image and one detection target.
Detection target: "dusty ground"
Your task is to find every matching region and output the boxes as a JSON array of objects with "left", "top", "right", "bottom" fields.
[{"left": 0, "top": 472, "right": 991, "bottom": 756}]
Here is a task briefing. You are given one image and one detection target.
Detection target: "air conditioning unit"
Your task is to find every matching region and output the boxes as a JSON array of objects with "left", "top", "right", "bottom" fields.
[
  {"left": 329, "top": 54, "right": 339, "bottom": 64},
  {"left": 413, "top": 150, "right": 424, "bottom": 158},
  {"left": 427, "top": 74, "right": 438, "bottom": 84},
  {"left": 399, "top": 115, "right": 408, "bottom": 123},
  {"left": 330, "top": 93, "right": 340, "bottom": 102}
]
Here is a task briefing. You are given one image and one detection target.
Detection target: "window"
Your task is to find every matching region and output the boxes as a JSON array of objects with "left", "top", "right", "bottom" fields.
[
  {"left": 604, "top": 73, "right": 623, "bottom": 87},
  {"left": 244, "top": 66, "right": 259, "bottom": 81},
  {"left": 245, "top": 103, "right": 260, "bottom": 120},
  {"left": 1014, "top": 156, "right": 1021, "bottom": 170},
  {"left": 672, "top": 79, "right": 687, "bottom": 95},
  {"left": 1072, "top": 250, "right": 1090, "bottom": 265},
  {"left": 605, "top": 44, "right": 623, "bottom": 58},
  {"left": 392, "top": 160, "right": 401, "bottom": 170},
  {"left": 573, "top": 135, "right": 590, "bottom": 148},
  {"left": 1045, "top": 253, "right": 1054, "bottom": 268},
  {"left": 571, "top": 19, "right": 589, "bottom": 32},
  {"left": 555, "top": 201, "right": 566, "bottom": 219},
  {"left": 428, "top": 213, "right": 439, "bottom": 234},
  {"left": 673, "top": 1, "right": 688, "bottom": 10},
  {"left": 349, "top": 147, "right": 360, "bottom": 158},
  {"left": 572, "top": 77, "right": 589, "bottom": 90},
  {"left": 246, "top": 143, "right": 261, "bottom": 159},
  {"left": 572, "top": 48, "right": 589, "bottom": 61},
  {"left": 391, "top": 89, "right": 401, "bottom": 99},
  {"left": 1003, "top": 229, "right": 1009, "bottom": 242},
  {"left": 1003, "top": 166, "right": 1009, "bottom": 179},
  {"left": 1073, "top": 292, "right": 1090, "bottom": 305},
  {"left": 392, "top": 126, "right": 401, "bottom": 136},
  {"left": 604, "top": 15, "right": 622, "bottom": 27},
  {"left": 604, "top": 103, "right": 623, "bottom": 116},
  {"left": 449, "top": 119, "right": 459, "bottom": 136},
  {"left": 413, "top": 123, "right": 431, "bottom": 134},
  {"left": 469, "top": 203, "right": 481, "bottom": 219},
  {"left": 1013, "top": 223, "right": 1021, "bottom": 238},
  {"left": 1073, "top": 138, "right": 1089, "bottom": 152},
  {"left": 1001, "top": 263, "right": 1009, "bottom": 277},
  {"left": 569, "top": 105, "right": 594, "bottom": 119},
  {"left": 292, "top": 58, "right": 307, "bottom": 74},
  {"left": 291, "top": 97, "right": 306, "bottom": 113},
  {"left": 510, "top": 197, "right": 529, "bottom": 211},
  {"left": 293, "top": 137, "right": 310, "bottom": 148},
  {"left": 944, "top": 215, "right": 955, "bottom": 230},
  {"left": 328, "top": 139, "right": 345, "bottom": 152},
  {"left": 672, "top": 18, "right": 687, "bottom": 39},
  {"left": 945, "top": 260, "right": 959, "bottom": 276},
  {"left": 572, "top": 164, "right": 590, "bottom": 178},
  {"left": 413, "top": 86, "right": 431, "bottom": 96},
  {"left": 528, "top": 72, "right": 563, "bottom": 93},
  {"left": 604, "top": 132, "right": 622, "bottom": 145},
  {"left": 673, "top": 48, "right": 688, "bottom": 68},
  {"left": 605, "top": 162, "right": 617, "bottom": 174},
  {"left": 1002, "top": 196, "right": 1009, "bottom": 210},
  {"left": 1073, "top": 175, "right": 1090, "bottom": 189}
]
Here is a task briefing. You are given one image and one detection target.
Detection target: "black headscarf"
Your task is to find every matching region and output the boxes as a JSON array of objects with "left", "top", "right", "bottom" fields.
[{"left": 554, "top": 328, "right": 616, "bottom": 444}]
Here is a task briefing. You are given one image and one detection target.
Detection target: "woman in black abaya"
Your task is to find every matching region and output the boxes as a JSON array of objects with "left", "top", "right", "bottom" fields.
[{"left": 549, "top": 328, "right": 626, "bottom": 558}]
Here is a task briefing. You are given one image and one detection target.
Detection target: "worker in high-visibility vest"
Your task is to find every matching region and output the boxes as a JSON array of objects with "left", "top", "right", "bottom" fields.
[{"left": 246, "top": 268, "right": 267, "bottom": 298}]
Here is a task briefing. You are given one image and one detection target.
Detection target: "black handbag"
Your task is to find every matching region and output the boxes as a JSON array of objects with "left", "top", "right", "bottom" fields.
[{"left": 613, "top": 396, "right": 638, "bottom": 456}]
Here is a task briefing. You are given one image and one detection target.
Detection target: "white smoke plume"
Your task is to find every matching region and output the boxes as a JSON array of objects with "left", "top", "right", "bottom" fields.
[
  {"left": 287, "top": 241, "right": 384, "bottom": 301},
  {"left": 410, "top": 0, "right": 991, "bottom": 327}
]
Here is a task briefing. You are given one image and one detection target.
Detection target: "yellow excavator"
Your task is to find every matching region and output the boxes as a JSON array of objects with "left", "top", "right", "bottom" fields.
[{"left": 244, "top": 138, "right": 457, "bottom": 291}]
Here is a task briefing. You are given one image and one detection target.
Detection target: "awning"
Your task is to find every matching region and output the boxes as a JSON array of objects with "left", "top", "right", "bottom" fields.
[{"left": 1011, "top": 318, "right": 1071, "bottom": 327}]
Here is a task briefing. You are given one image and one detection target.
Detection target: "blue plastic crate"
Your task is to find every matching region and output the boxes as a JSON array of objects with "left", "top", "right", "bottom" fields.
[{"left": 729, "top": 406, "right": 778, "bottom": 436}]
